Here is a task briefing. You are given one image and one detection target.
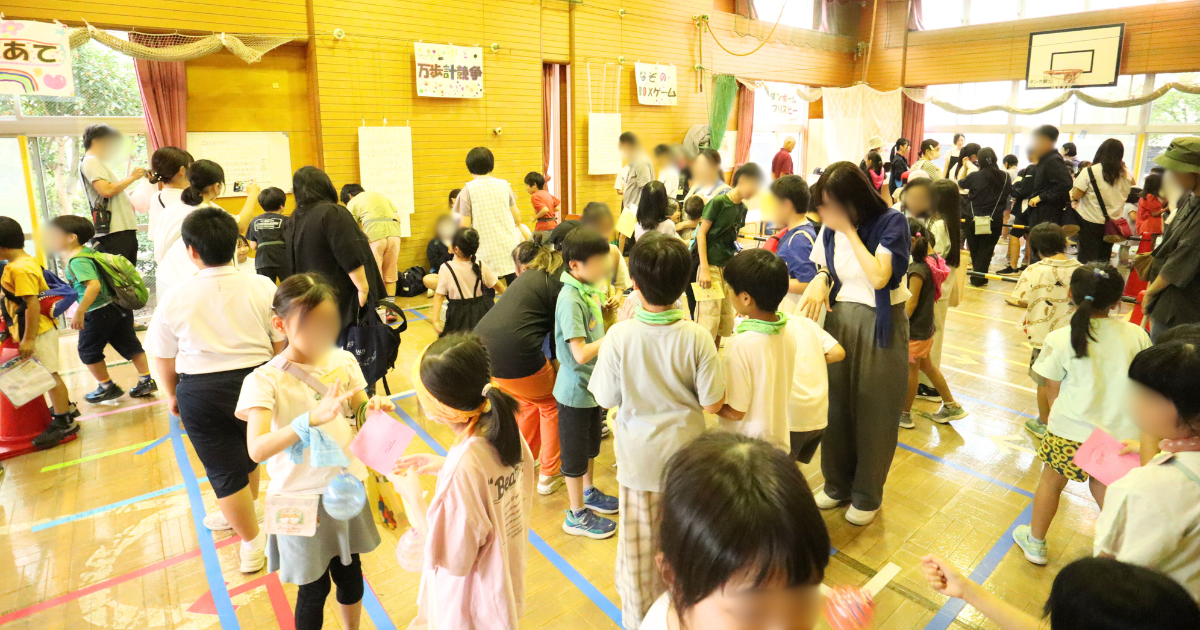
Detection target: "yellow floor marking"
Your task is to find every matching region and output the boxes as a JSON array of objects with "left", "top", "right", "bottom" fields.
[
  {"left": 941, "top": 365, "right": 1038, "bottom": 394},
  {"left": 944, "top": 343, "right": 1031, "bottom": 368},
  {"left": 948, "top": 308, "right": 1019, "bottom": 325}
]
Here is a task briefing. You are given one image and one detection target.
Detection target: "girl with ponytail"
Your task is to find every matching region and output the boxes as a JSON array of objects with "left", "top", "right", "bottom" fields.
[
  {"left": 430, "top": 227, "right": 504, "bottom": 336},
  {"left": 1014, "top": 263, "right": 1151, "bottom": 566},
  {"left": 145, "top": 147, "right": 193, "bottom": 264},
  {"left": 392, "top": 333, "right": 534, "bottom": 630}
]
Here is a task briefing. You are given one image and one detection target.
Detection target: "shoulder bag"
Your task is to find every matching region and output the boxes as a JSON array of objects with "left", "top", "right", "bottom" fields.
[{"left": 1088, "top": 167, "right": 1132, "bottom": 244}]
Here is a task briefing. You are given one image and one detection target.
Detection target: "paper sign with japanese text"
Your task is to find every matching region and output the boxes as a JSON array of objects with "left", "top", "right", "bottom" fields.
[
  {"left": 0, "top": 20, "right": 73, "bottom": 97},
  {"left": 757, "top": 81, "right": 806, "bottom": 126},
  {"left": 635, "top": 63, "right": 677, "bottom": 106},
  {"left": 414, "top": 43, "right": 483, "bottom": 98}
]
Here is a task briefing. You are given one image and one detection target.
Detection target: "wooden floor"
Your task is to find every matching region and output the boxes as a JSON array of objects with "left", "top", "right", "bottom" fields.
[{"left": 0, "top": 241, "right": 1123, "bottom": 630}]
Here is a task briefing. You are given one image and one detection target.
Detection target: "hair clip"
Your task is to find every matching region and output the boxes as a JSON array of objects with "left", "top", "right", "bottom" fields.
[
  {"left": 1094, "top": 269, "right": 1108, "bottom": 279},
  {"left": 1084, "top": 295, "right": 1095, "bottom": 301},
  {"left": 481, "top": 383, "right": 493, "bottom": 396}
]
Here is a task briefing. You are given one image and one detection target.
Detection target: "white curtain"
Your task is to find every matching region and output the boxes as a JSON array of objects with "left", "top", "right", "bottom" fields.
[{"left": 821, "top": 84, "right": 903, "bottom": 164}]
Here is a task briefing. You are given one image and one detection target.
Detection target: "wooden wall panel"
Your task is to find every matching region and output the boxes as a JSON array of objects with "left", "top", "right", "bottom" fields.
[{"left": 860, "top": 0, "right": 1200, "bottom": 89}]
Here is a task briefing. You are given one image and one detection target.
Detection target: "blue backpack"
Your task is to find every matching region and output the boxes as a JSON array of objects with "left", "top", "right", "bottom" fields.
[{"left": 0, "top": 261, "right": 79, "bottom": 339}]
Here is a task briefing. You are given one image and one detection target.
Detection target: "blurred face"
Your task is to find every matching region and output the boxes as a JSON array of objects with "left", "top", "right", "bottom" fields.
[
  {"left": 620, "top": 142, "right": 634, "bottom": 161},
  {"left": 91, "top": 133, "right": 123, "bottom": 159},
  {"left": 42, "top": 226, "right": 73, "bottom": 255},
  {"left": 817, "top": 190, "right": 854, "bottom": 231},
  {"left": 435, "top": 218, "right": 457, "bottom": 242},
  {"left": 569, "top": 252, "right": 612, "bottom": 285},
  {"left": 926, "top": 144, "right": 941, "bottom": 160},
  {"left": 694, "top": 155, "right": 719, "bottom": 186},
  {"left": 735, "top": 176, "right": 761, "bottom": 201},
  {"left": 967, "top": 154, "right": 979, "bottom": 165},
  {"left": 903, "top": 186, "right": 931, "bottom": 217},
  {"left": 591, "top": 217, "right": 615, "bottom": 239},
  {"left": 1131, "top": 383, "right": 1189, "bottom": 441},
  {"left": 1169, "top": 170, "right": 1200, "bottom": 194},
  {"left": 677, "top": 577, "right": 823, "bottom": 630},
  {"left": 272, "top": 299, "right": 341, "bottom": 363},
  {"left": 1030, "top": 133, "right": 1053, "bottom": 157}
]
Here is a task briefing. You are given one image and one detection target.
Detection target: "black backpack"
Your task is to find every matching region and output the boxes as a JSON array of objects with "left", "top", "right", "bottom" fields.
[
  {"left": 396, "top": 265, "right": 427, "bottom": 297},
  {"left": 345, "top": 301, "right": 407, "bottom": 396}
]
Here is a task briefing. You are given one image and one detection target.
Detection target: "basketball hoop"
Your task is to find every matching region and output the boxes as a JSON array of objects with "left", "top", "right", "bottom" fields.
[{"left": 1043, "top": 69, "right": 1084, "bottom": 89}]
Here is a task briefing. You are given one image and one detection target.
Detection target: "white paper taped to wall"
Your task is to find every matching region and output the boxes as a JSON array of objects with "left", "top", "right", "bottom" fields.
[
  {"left": 187, "top": 132, "right": 293, "bottom": 198},
  {"left": 358, "top": 126, "right": 416, "bottom": 237},
  {"left": 588, "top": 112, "right": 623, "bottom": 175}
]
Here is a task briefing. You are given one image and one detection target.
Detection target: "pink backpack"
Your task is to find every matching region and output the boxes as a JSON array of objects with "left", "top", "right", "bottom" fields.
[{"left": 926, "top": 254, "right": 950, "bottom": 302}]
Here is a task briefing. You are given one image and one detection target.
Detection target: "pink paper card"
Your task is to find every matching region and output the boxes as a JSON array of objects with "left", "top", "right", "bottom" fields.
[
  {"left": 350, "top": 412, "right": 416, "bottom": 474},
  {"left": 1072, "top": 427, "right": 1141, "bottom": 486}
]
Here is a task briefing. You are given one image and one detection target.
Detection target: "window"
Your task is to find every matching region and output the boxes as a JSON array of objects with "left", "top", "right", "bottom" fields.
[
  {"left": 1141, "top": 133, "right": 1189, "bottom": 177},
  {"left": 920, "top": 0, "right": 964, "bottom": 30},
  {"left": 1022, "top": 0, "right": 1086, "bottom": 19},
  {"left": 750, "top": 0, "right": 815, "bottom": 30},
  {"left": 1066, "top": 76, "right": 1143, "bottom": 126},
  {"left": 0, "top": 139, "right": 36, "bottom": 253},
  {"left": 969, "top": 0, "right": 1019, "bottom": 25},
  {"left": 925, "top": 82, "right": 1009, "bottom": 126},
  {"left": 1014, "top": 81, "right": 1066, "bottom": 128},
  {"left": 0, "top": 95, "right": 15, "bottom": 117},
  {"left": 19, "top": 37, "right": 144, "bottom": 118},
  {"left": 921, "top": 0, "right": 1184, "bottom": 29},
  {"left": 1150, "top": 73, "right": 1200, "bottom": 125},
  {"left": 1071, "top": 133, "right": 1136, "bottom": 168}
]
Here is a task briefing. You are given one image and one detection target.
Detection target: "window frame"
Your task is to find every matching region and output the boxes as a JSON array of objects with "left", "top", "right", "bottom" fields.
[{"left": 923, "top": 0, "right": 1183, "bottom": 29}]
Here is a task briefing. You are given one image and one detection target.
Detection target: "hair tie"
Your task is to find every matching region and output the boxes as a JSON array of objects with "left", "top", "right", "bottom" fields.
[
  {"left": 481, "top": 383, "right": 493, "bottom": 397},
  {"left": 1094, "top": 269, "right": 1108, "bottom": 279},
  {"left": 1084, "top": 295, "right": 1095, "bottom": 302}
]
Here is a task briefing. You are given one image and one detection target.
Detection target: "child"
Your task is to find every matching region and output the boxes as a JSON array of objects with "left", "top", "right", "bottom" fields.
[
  {"left": 47, "top": 216, "right": 156, "bottom": 404},
  {"left": 391, "top": 333, "right": 534, "bottom": 630},
  {"left": 423, "top": 213, "right": 458, "bottom": 295},
  {"left": 768, "top": 175, "right": 820, "bottom": 314},
  {"left": 633, "top": 181, "right": 677, "bottom": 242},
  {"left": 589, "top": 234, "right": 725, "bottom": 629},
  {"left": 237, "top": 274, "right": 389, "bottom": 628},
  {"left": 1007, "top": 223, "right": 1082, "bottom": 438},
  {"left": 675, "top": 195, "right": 703, "bottom": 244},
  {"left": 902, "top": 220, "right": 967, "bottom": 428},
  {"left": 616, "top": 235, "right": 691, "bottom": 322},
  {"left": 1138, "top": 173, "right": 1167, "bottom": 239},
  {"left": 1093, "top": 341, "right": 1200, "bottom": 599},
  {"left": 1, "top": 217, "right": 78, "bottom": 449},
  {"left": 525, "top": 171, "right": 560, "bottom": 233},
  {"left": 554, "top": 227, "right": 619, "bottom": 538},
  {"left": 245, "top": 186, "right": 288, "bottom": 283},
  {"left": 235, "top": 235, "right": 258, "bottom": 276},
  {"left": 696, "top": 163, "right": 763, "bottom": 346},
  {"left": 580, "top": 202, "right": 631, "bottom": 329},
  {"left": 342, "top": 184, "right": 403, "bottom": 301},
  {"left": 145, "top": 207, "right": 284, "bottom": 570},
  {"left": 921, "top": 555, "right": 1200, "bottom": 630},
  {"left": 1013, "top": 264, "right": 1151, "bottom": 565},
  {"left": 431, "top": 227, "right": 503, "bottom": 336},
  {"left": 640, "top": 432, "right": 831, "bottom": 630}
]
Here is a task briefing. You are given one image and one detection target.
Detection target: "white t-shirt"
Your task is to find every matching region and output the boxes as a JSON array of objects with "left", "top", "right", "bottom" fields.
[
  {"left": 234, "top": 349, "right": 368, "bottom": 494},
  {"left": 788, "top": 316, "right": 840, "bottom": 432},
  {"left": 658, "top": 165, "right": 681, "bottom": 198},
  {"left": 145, "top": 266, "right": 284, "bottom": 375},
  {"left": 1094, "top": 451, "right": 1200, "bottom": 601},
  {"left": 79, "top": 155, "right": 137, "bottom": 233},
  {"left": 149, "top": 187, "right": 184, "bottom": 262},
  {"left": 436, "top": 259, "right": 498, "bottom": 300},
  {"left": 588, "top": 319, "right": 725, "bottom": 492},
  {"left": 1033, "top": 318, "right": 1151, "bottom": 443},
  {"left": 633, "top": 220, "right": 677, "bottom": 242},
  {"left": 1073, "top": 164, "right": 1132, "bottom": 224},
  {"left": 720, "top": 320, "right": 798, "bottom": 450},
  {"left": 810, "top": 227, "right": 911, "bottom": 307},
  {"left": 154, "top": 200, "right": 220, "bottom": 291},
  {"left": 640, "top": 593, "right": 671, "bottom": 630}
]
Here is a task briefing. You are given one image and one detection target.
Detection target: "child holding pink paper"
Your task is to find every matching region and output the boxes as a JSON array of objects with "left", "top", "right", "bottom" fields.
[
  {"left": 391, "top": 333, "right": 535, "bottom": 630},
  {"left": 1093, "top": 341, "right": 1200, "bottom": 600},
  {"left": 1013, "top": 264, "right": 1151, "bottom": 567}
]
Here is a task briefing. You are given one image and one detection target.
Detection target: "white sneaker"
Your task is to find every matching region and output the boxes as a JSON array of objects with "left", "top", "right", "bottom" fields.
[
  {"left": 537, "top": 474, "right": 564, "bottom": 496},
  {"left": 845, "top": 506, "right": 879, "bottom": 526},
  {"left": 813, "top": 488, "right": 845, "bottom": 510},
  {"left": 203, "top": 502, "right": 265, "bottom": 531},
  {"left": 240, "top": 530, "right": 267, "bottom": 573}
]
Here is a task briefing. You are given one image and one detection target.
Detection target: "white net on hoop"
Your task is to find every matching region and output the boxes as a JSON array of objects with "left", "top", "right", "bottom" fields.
[
  {"left": 68, "top": 26, "right": 292, "bottom": 63},
  {"left": 1043, "top": 69, "right": 1084, "bottom": 90}
]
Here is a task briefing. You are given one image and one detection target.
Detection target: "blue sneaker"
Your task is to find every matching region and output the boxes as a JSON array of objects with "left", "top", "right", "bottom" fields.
[
  {"left": 584, "top": 486, "right": 619, "bottom": 514},
  {"left": 562, "top": 508, "right": 616, "bottom": 539}
]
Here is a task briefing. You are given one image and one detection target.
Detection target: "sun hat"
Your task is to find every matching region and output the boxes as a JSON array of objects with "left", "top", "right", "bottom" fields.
[{"left": 1153, "top": 137, "right": 1200, "bottom": 174}]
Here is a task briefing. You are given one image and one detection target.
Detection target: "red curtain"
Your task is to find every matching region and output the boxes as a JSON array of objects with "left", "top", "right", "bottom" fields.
[
  {"left": 542, "top": 64, "right": 563, "bottom": 201},
  {"left": 130, "top": 34, "right": 187, "bottom": 153},
  {"left": 901, "top": 95, "right": 924, "bottom": 162},
  {"left": 734, "top": 84, "right": 755, "bottom": 168}
]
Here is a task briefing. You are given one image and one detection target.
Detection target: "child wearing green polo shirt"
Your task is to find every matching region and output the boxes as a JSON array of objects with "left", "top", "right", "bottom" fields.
[
  {"left": 554, "top": 225, "right": 619, "bottom": 540},
  {"left": 695, "top": 163, "right": 763, "bottom": 346}
]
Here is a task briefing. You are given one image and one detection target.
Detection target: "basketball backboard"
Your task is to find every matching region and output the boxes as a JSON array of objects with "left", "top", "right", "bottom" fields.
[{"left": 1026, "top": 24, "right": 1125, "bottom": 90}]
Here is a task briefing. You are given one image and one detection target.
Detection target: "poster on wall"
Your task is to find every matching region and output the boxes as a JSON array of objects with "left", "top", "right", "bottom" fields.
[
  {"left": 414, "top": 43, "right": 483, "bottom": 99},
  {"left": 759, "top": 81, "right": 807, "bottom": 126},
  {"left": 187, "top": 132, "right": 293, "bottom": 197},
  {"left": 634, "top": 63, "right": 677, "bottom": 106},
  {"left": 0, "top": 20, "right": 74, "bottom": 97},
  {"left": 588, "top": 112, "right": 622, "bottom": 175},
  {"left": 358, "top": 126, "right": 416, "bottom": 237}
]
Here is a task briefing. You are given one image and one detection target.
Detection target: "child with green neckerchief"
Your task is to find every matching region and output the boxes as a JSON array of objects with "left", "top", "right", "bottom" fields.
[
  {"left": 718, "top": 248, "right": 844, "bottom": 456},
  {"left": 588, "top": 232, "right": 725, "bottom": 629},
  {"left": 553, "top": 225, "right": 620, "bottom": 540}
]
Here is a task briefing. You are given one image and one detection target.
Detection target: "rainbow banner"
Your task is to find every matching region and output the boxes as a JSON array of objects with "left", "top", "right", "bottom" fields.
[{"left": 0, "top": 20, "right": 74, "bottom": 97}]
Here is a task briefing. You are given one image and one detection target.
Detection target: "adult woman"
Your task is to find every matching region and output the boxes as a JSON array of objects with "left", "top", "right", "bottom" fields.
[
  {"left": 799, "top": 162, "right": 911, "bottom": 526},
  {"left": 943, "top": 132, "right": 967, "bottom": 179},
  {"left": 683, "top": 148, "right": 731, "bottom": 204},
  {"left": 284, "top": 166, "right": 382, "bottom": 344},
  {"left": 78, "top": 124, "right": 145, "bottom": 262},
  {"left": 1142, "top": 137, "right": 1200, "bottom": 340},
  {"left": 910, "top": 140, "right": 943, "bottom": 181},
  {"left": 473, "top": 236, "right": 566, "bottom": 494},
  {"left": 952, "top": 143, "right": 980, "bottom": 188},
  {"left": 889, "top": 138, "right": 911, "bottom": 194},
  {"left": 145, "top": 146, "right": 193, "bottom": 266},
  {"left": 455, "top": 147, "right": 524, "bottom": 285},
  {"left": 155, "top": 159, "right": 226, "bottom": 294},
  {"left": 1071, "top": 138, "right": 1132, "bottom": 264},
  {"left": 961, "top": 148, "right": 1012, "bottom": 285}
]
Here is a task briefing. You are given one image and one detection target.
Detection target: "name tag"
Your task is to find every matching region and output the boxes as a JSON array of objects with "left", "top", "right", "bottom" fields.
[{"left": 264, "top": 494, "right": 320, "bottom": 537}]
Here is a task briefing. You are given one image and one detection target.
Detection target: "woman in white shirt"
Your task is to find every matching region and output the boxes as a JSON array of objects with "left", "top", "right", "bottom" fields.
[
  {"left": 145, "top": 147, "right": 193, "bottom": 265},
  {"left": 800, "top": 162, "right": 912, "bottom": 527},
  {"left": 1071, "top": 138, "right": 1132, "bottom": 265},
  {"left": 78, "top": 124, "right": 146, "bottom": 263},
  {"left": 654, "top": 144, "right": 682, "bottom": 201}
]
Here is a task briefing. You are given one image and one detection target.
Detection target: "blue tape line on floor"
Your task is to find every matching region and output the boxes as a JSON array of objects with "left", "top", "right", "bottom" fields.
[
  {"left": 31, "top": 479, "right": 205, "bottom": 532},
  {"left": 136, "top": 434, "right": 173, "bottom": 455},
  {"left": 168, "top": 418, "right": 240, "bottom": 629},
  {"left": 897, "top": 443, "right": 1035, "bottom": 499},
  {"left": 361, "top": 579, "right": 396, "bottom": 630},
  {"left": 923, "top": 504, "right": 1033, "bottom": 630},
  {"left": 955, "top": 393, "right": 1037, "bottom": 420},
  {"left": 403, "top": 309, "right": 427, "bottom": 321},
  {"left": 394, "top": 407, "right": 625, "bottom": 627}
]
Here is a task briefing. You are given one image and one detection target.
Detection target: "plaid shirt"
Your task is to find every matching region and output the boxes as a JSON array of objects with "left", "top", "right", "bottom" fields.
[{"left": 457, "top": 176, "right": 522, "bottom": 276}]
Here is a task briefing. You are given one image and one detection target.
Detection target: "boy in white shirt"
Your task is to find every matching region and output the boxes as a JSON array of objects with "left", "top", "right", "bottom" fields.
[
  {"left": 717, "top": 248, "right": 844, "bottom": 452},
  {"left": 589, "top": 233, "right": 725, "bottom": 630},
  {"left": 145, "top": 207, "right": 286, "bottom": 574}
]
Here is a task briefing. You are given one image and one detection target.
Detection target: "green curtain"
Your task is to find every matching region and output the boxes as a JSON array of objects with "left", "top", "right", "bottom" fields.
[{"left": 709, "top": 74, "right": 738, "bottom": 150}]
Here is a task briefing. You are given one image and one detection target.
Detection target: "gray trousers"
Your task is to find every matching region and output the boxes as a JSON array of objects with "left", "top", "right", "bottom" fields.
[{"left": 821, "top": 302, "right": 910, "bottom": 511}]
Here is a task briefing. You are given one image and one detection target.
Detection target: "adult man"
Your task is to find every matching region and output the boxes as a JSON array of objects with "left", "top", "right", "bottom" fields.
[
  {"left": 1144, "top": 137, "right": 1200, "bottom": 340},
  {"left": 1023, "top": 125, "right": 1074, "bottom": 240},
  {"left": 619, "top": 132, "right": 654, "bottom": 214},
  {"left": 772, "top": 137, "right": 796, "bottom": 179}
]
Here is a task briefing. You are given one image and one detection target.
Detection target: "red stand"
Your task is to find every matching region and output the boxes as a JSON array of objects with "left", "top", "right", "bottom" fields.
[{"left": 0, "top": 345, "right": 64, "bottom": 461}]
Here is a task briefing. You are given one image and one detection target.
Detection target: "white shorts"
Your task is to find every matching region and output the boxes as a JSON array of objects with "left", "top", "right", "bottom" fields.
[{"left": 33, "top": 329, "right": 61, "bottom": 374}]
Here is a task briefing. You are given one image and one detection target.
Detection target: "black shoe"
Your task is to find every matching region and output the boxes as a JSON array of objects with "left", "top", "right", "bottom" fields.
[
  {"left": 997, "top": 266, "right": 1020, "bottom": 275},
  {"left": 916, "top": 384, "right": 942, "bottom": 402},
  {"left": 68, "top": 402, "right": 80, "bottom": 419},
  {"left": 33, "top": 414, "right": 80, "bottom": 450},
  {"left": 85, "top": 381, "right": 124, "bottom": 403},
  {"left": 130, "top": 377, "right": 158, "bottom": 398}
]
